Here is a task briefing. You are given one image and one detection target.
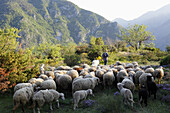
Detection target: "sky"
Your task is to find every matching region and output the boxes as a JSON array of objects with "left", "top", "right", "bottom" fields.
[{"left": 67, "top": 0, "right": 170, "bottom": 21}]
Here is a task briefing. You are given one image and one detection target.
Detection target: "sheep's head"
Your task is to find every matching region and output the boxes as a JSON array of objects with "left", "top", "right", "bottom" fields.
[
  {"left": 87, "top": 89, "right": 95, "bottom": 97},
  {"left": 60, "top": 93, "right": 65, "bottom": 100},
  {"left": 117, "top": 83, "right": 124, "bottom": 90},
  {"left": 93, "top": 77, "right": 100, "bottom": 85}
]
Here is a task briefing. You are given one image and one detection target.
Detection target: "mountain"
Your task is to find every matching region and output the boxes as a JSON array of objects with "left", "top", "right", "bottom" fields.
[
  {"left": 0, "top": 0, "right": 121, "bottom": 48},
  {"left": 114, "top": 4, "right": 170, "bottom": 50}
]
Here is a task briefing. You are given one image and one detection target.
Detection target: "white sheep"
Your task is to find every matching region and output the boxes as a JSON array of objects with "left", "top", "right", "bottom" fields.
[
  {"left": 153, "top": 66, "right": 164, "bottom": 84},
  {"left": 117, "top": 83, "right": 134, "bottom": 107},
  {"left": 28, "top": 78, "right": 44, "bottom": 86},
  {"left": 80, "top": 70, "right": 89, "bottom": 76},
  {"left": 114, "top": 65, "right": 125, "bottom": 71},
  {"left": 134, "top": 70, "right": 144, "bottom": 85},
  {"left": 103, "top": 70, "right": 115, "bottom": 89},
  {"left": 72, "top": 77, "right": 100, "bottom": 93},
  {"left": 39, "top": 74, "right": 49, "bottom": 80},
  {"left": 121, "top": 78, "right": 135, "bottom": 93},
  {"left": 57, "top": 74, "right": 72, "bottom": 90},
  {"left": 91, "top": 60, "right": 99, "bottom": 67},
  {"left": 39, "top": 64, "right": 45, "bottom": 74},
  {"left": 44, "top": 71, "right": 55, "bottom": 79},
  {"left": 38, "top": 77, "right": 56, "bottom": 90},
  {"left": 95, "top": 69, "right": 106, "bottom": 81},
  {"left": 116, "top": 69, "right": 128, "bottom": 82},
  {"left": 73, "top": 89, "right": 93, "bottom": 110},
  {"left": 13, "top": 86, "right": 34, "bottom": 113},
  {"left": 82, "top": 63, "right": 90, "bottom": 69},
  {"left": 67, "top": 69, "right": 79, "bottom": 80},
  {"left": 14, "top": 83, "right": 33, "bottom": 92},
  {"left": 32, "top": 89, "right": 65, "bottom": 113},
  {"left": 145, "top": 67, "right": 154, "bottom": 76},
  {"left": 125, "top": 63, "right": 134, "bottom": 69}
]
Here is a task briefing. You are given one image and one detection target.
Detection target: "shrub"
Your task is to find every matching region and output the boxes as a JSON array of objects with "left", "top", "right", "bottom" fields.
[{"left": 160, "top": 55, "right": 170, "bottom": 65}]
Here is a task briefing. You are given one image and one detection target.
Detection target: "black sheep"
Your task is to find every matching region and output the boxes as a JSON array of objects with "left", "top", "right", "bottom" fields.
[
  {"left": 147, "top": 76, "right": 158, "bottom": 99},
  {"left": 139, "top": 85, "right": 148, "bottom": 106}
]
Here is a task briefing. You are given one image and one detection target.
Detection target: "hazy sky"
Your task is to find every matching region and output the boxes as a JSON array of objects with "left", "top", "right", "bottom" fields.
[{"left": 67, "top": 0, "right": 170, "bottom": 21}]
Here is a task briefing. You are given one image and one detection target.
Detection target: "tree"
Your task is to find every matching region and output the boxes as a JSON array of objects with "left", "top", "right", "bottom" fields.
[
  {"left": 88, "top": 36, "right": 104, "bottom": 61},
  {"left": 118, "top": 24, "right": 156, "bottom": 50}
]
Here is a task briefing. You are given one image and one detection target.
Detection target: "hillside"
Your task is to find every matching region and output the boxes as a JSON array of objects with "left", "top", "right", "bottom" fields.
[
  {"left": 0, "top": 0, "right": 121, "bottom": 48},
  {"left": 114, "top": 4, "right": 170, "bottom": 50}
]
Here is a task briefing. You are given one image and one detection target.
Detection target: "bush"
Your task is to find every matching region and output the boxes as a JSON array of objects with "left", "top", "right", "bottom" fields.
[{"left": 160, "top": 55, "right": 170, "bottom": 65}]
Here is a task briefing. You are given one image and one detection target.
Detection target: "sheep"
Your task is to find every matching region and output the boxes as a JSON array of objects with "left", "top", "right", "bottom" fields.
[
  {"left": 44, "top": 71, "right": 55, "bottom": 79},
  {"left": 101, "top": 65, "right": 110, "bottom": 71},
  {"left": 95, "top": 69, "right": 106, "bottom": 82},
  {"left": 80, "top": 70, "right": 89, "bottom": 76},
  {"left": 116, "top": 69, "right": 128, "bottom": 83},
  {"left": 84, "top": 72, "right": 95, "bottom": 78},
  {"left": 88, "top": 66, "right": 97, "bottom": 72},
  {"left": 134, "top": 70, "right": 145, "bottom": 85},
  {"left": 14, "top": 83, "right": 33, "bottom": 92},
  {"left": 56, "top": 66, "right": 72, "bottom": 70},
  {"left": 38, "top": 77, "right": 56, "bottom": 90},
  {"left": 73, "top": 65, "right": 83, "bottom": 73},
  {"left": 39, "top": 74, "right": 49, "bottom": 80},
  {"left": 125, "top": 63, "right": 134, "bottom": 69},
  {"left": 72, "top": 77, "right": 100, "bottom": 93},
  {"left": 139, "top": 73, "right": 153, "bottom": 88},
  {"left": 81, "top": 63, "right": 90, "bottom": 69},
  {"left": 128, "top": 71, "right": 136, "bottom": 82},
  {"left": 28, "top": 78, "right": 44, "bottom": 86},
  {"left": 153, "top": 66, "right": 164, "bottom": 84},
  {"left": 103, "top": 70, "right": 115, "bottom": 89},
  {"left": 73, "top": 76, "right": 83, "bottom": 82},
  {"left": 117, "top": 83, "right": 134, "bottom": 107},
  {"left": 39, "top": 64, "right": 45, "bottom": 74},
  {"left": 57, "top": 74, "right": 72, "bottom": 90},
  {"left": 121, "top": 78, "right": 135, "bottom": 93},
  {"left": 132, "top": 61, "right": 138, "bottom": 68},
  {"left": 13, "top": 86, "right": 34, "bottom": 113},
  {"left": 32, "top": 89, "right": 65, "bottom": 113},
  {"left": 145, "top": 67, "right": 154, "bottom": 76},
  {"left": 114, "top": 65, "right": 125, "bottom": 71},
  {"left": 115, "top": 61, "right": 122, "bottom": 65},
  {"left": 67, "top": 69, "right": 79, "bottom": 80},
  {"left": 73, "top": 89, "right": 93, "bottom": 110},
  {"left": 147, "top": 76, "right": 157, "bottom": 99},
  {"left": 91, "top": 60, "right": 99, "bottom": 67},
  {"left": 133, "top": 67, "right": 142, "bottom": 72},
  {"left": 139, "top": 85, "right": 148, "bottom": 107}
]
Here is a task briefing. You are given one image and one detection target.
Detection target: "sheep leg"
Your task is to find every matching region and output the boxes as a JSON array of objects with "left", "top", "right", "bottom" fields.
[
  {"left": 33, "top": 108, "right": 36, "bottom": 113},
  {"left": 13, "top": 103, "right": 20, "bottom": 113},
  {"left": 22, "top": 105, "right": 25, "bottom": 113},
  {"left": 50, "top": 103, "right": 53, "bottom": 110},
  {"left": 56, "top": 100, "right": 59, "bottom": 108},
  {"left": 37, "top": 107, "right": 40, "bottom": 113}
]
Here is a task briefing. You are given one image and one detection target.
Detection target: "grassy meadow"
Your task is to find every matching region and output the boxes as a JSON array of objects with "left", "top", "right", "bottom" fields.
[{"left": 0, "top": 79, "right": 169, "bottom": 113}]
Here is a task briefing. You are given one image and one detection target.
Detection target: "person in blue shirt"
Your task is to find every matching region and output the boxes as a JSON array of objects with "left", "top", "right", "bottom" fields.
[{"left": 102, "top": 49, "right": 109, "bottom": 65}]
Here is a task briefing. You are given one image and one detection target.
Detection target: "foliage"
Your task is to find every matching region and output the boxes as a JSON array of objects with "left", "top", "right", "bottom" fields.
[
  {"left": 118, "top": 24, "right": 156, "bottom": 50},
  {"left": 88, "top": 36, "right": 104, "bottom": 61},
  {"left": 166, "top": 45, "right": 170, "bottom": 53},
  {"left": 160, "top": 54, "right": 170, "bottom": 65},
  {"left": 0, "top": 28, "right": 39, "bottom": 92},
  {"left": 33, "top": 42, "right": 64, "bottom": 67}
]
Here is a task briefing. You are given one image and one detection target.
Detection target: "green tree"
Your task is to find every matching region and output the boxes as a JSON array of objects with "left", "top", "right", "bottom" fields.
[
  {"left": 0, "top": 28, "right": 39, "bottom": 92},
  {"left": 118, "top": 24, "right": 156, "bottom": 50},
  {"left": 88, "top": 36, "right": 104, "bottom": 61},
  {"left": 166, "top": 45, "right": 170, "bottom": 53}
]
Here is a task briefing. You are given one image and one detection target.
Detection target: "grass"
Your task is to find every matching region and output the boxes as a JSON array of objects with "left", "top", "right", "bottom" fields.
[{"left": 0, "top": 82, "right": 170, "bottom": 113}]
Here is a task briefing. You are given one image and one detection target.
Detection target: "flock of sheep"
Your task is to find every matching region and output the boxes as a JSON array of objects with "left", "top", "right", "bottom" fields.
[{"left": 12, "top": 60, "right": 164, "bottom": 113}]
